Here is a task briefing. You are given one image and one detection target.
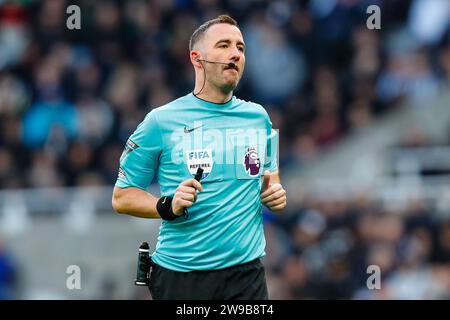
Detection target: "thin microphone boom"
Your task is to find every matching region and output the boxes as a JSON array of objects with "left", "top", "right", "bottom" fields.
[{"left": 197, "top": 59, "right": 237, "bottom": 69}]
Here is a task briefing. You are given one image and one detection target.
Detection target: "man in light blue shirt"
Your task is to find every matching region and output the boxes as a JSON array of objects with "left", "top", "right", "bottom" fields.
[{"left": 112, "top": 14, "right": 287, "bottom": 300}]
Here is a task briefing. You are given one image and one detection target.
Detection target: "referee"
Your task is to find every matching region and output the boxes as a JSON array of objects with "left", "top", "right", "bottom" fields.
[{"left": 112, "top": 15, "right": 287, "bottom": 300}]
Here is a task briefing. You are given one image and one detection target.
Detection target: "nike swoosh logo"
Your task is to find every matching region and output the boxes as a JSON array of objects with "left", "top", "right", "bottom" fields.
[
  {"left": 184, "top": 125, "right": 203, "bottom": 133},
  {"left": 162, "top": 197, "right": 166, "bottom": 204}
]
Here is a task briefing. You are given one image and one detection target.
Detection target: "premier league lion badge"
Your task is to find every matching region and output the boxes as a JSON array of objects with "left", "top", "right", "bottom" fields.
[{"left": 243, "top": 146, "right": 260, "bottom": 177}]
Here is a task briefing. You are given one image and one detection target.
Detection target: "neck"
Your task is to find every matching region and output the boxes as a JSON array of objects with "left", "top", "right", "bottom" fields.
[{"left": 194, "top": 79, "right": 233, "bottom": 104}]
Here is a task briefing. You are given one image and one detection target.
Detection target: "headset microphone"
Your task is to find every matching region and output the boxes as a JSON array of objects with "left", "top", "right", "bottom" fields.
[{"left": 197, "top": 59, "right": 237, "bottom": 70}]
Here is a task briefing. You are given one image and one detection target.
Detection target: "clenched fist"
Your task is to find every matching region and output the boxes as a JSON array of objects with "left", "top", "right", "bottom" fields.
[
  {"left": 172, "top": 178, "right": 203, "bottom": 215},
  {"left": 260, "top": 170, "right": 287, "bottom": 212}
]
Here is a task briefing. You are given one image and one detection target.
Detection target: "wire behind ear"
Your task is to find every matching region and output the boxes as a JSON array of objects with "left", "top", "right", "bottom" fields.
[{"left": 194, "top": 58, "right": 206, "bottom": 96}]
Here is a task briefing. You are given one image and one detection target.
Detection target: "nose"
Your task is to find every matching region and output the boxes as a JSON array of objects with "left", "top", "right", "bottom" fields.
[{"left": 230, "top": 48, "right": 241, "bottom": 62}]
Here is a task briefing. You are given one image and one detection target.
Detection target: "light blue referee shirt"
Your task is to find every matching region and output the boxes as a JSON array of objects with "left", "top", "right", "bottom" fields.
[{"left": 115, "top": 92, "right": 278, "bottom": 272}]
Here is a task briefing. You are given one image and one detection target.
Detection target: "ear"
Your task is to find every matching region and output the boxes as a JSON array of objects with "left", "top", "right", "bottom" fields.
[{"left": 191, "top": 51, "right": 202, "bottom": 68}]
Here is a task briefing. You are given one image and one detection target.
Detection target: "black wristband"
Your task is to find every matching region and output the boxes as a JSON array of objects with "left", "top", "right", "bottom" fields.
[{"left": 156, "top": 196, "right": 183, "bottom": 221}]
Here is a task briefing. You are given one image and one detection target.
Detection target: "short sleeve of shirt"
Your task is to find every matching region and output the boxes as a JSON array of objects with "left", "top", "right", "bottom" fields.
[
  {"left": 263, "top": 111, "right": 278, "bottom": 172},
  {"left": 115, "top": 110, "right": 163, "bottom": 190}
]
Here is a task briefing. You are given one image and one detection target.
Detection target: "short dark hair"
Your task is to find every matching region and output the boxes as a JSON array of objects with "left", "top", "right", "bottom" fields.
[{"left": 189, "top": 15, "right": 239, "bottom": 51}]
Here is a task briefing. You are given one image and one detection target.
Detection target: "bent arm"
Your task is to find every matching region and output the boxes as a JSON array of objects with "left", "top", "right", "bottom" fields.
[{"left": 112, "top": 186, "right": 161, "bottom": 218}]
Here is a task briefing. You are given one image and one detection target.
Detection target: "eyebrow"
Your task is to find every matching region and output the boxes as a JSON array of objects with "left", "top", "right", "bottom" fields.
[{"left": 214, "top": 39, "right": 246, "bottom": 48}]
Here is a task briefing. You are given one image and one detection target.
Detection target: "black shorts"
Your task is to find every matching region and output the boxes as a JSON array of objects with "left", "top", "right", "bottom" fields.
[{"left": 148, "top": 258, "right": 268, "bottom": 300}]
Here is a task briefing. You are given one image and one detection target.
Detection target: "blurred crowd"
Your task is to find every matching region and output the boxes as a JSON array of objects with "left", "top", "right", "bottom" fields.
[
  {"left": 263, "top": 194, "right": 450, "bottom": 299},
  {"left": 1, "top": 0, "right": 450, "bottom": 299},
  {"left": 0, "top": 239, "right": 18, "bottom": 299}
]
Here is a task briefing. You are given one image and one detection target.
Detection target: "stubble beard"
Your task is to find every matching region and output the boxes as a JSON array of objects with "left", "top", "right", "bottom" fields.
[{"left": 214, "top": 71, "right": 240, "bottom": 94}]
